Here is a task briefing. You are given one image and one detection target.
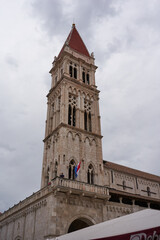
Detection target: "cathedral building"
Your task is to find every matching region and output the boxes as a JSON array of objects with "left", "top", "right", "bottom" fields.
[{"left": 0, "top": 24, "right": 160, "bottom": 240}]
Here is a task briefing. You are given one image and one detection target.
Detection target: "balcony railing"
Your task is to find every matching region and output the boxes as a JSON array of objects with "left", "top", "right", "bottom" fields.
[{"left": 51, "top": 177, "right": 110, "bottom": 199}]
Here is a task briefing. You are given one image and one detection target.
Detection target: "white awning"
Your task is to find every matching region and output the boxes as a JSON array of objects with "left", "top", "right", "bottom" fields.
[{"left": 52, "top": 209, "right": 160, "bottom": 240}]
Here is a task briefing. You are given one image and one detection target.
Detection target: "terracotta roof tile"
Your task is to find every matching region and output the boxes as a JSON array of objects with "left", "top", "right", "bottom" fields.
[
  {"left": 58, "top": 24, "right": 90, "bottom": 58},
  {"left": 104, "top": 161, "right": 160, "bottom": 182}
]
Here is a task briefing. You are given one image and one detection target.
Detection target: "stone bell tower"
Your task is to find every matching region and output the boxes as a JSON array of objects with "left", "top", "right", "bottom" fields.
[{"left": 41, "top": 24, "right": 104, "bottom": 188}]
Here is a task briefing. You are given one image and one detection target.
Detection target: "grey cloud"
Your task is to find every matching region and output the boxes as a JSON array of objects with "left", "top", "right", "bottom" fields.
[
  {"left": 0, "top": 144, "right": 16, "bottom": 153},
  {"left": 6, "top": 56, "right": 18, "bottom": 68},
  {"left": 31, "top": 0, "right": 67, "bottom": 36},
  {"left": 31, "top": 0, "right": 118, "bottom": 38}
]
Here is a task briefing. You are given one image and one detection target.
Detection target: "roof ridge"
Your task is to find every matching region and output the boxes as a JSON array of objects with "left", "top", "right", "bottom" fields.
[{"left": 104, "top": 160, "right": 160, "bottom": 182}]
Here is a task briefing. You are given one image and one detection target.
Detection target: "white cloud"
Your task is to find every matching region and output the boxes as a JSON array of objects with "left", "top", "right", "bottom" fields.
[{"left": 0, "top": 0, "right": 160, "bottom": 212}]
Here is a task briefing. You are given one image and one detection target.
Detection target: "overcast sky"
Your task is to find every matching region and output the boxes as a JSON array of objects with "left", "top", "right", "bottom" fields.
[{"left": 0, "top": 0, "right": 160, "bottom": 212}]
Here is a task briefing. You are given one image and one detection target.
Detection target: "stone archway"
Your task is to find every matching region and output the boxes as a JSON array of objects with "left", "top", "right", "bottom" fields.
[{"left": 68, "top": 217, "right": 94, "bottom": 233}]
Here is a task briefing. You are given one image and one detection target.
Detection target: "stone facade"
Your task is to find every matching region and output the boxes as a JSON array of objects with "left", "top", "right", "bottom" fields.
[{"left": 0, "top": 25, "right": 160, "bottom": 240}]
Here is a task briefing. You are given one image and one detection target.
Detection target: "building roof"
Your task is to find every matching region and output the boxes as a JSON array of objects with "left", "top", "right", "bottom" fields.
[
  {"left": 104, "top": 161, "right": 160, "bottom": 183},
  {"left": 58, "top": 24, "right": 90, "bottom": 58}
]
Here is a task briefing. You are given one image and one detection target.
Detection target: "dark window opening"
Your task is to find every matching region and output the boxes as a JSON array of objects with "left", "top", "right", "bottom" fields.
[
  {"left": 68, "top": 104, "right": 72, "bottom": 125},
  {"left": 109, "top": 194, "right": 119, "bottom": 203},
  {"left": 84, "top": 111, "right": 87, "bottom": 130},
  {"left": 69, "top": 160, "right": 75, "bottom": 180},
  {"left": 87, "top": 73, "right": 90, "bottom": 84},
  {"left": 150, "top": 203, "right": 160, "bottom": 210},
  {"left": 73, "top": 106, "right": 76, "bottom": 127},
  {"left": 82, "top": 71, "right": 85, "bottom": 83},
  {"left": 135, "top": 200, "right": 148, "bottom": 208},
  {"left": 89, "top": 112, "right": 92, "bottom": 132},
  {"left": 87, "top": 164, "right": 94, "bottom": 184},
  {"left": 69, "top": 65, "right": 73, "bottom": 77},
  {"left": 122, "top": 198, "right": 132, "bottom": 205},
  {"left": 74, "top": 68, "right": 77, "bottom": 79}
]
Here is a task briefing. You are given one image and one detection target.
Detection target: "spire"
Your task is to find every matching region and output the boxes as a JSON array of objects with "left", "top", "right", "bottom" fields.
[{"left": 58, "top": 24, "right": 90, "bottom": 58}]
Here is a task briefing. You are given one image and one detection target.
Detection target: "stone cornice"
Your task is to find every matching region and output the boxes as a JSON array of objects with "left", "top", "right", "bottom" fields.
[
  {"left": 47, "top": 75, "right": 99, "bottom": 98},
  {"left": 43, "top": 123, "right": 103, "bottom": 142}
]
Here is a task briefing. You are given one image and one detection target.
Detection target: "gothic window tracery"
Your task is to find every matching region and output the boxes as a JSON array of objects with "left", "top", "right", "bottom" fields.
[
  {"left": 84, "top": 100, "right": 92, "bottom": 132},
  {"left": 82, "top": 68, "right": 90, "bottom": 84},
  {"left": 87, "top": 164, "right": 94, "bottom": 184},
  {"left": 69, "top": 62, "right": 77, "bottom": 79},
  {"left": 68, "top": 94, "right": 77, "bottom": 127},
  {"left": 69, "top": 160, "right": 76, "bottom": 180}
]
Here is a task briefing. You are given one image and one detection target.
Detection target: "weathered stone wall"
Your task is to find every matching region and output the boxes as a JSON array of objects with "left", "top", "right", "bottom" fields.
[
  {"left": 0, "top": 183, "right": 148, "bottom": 240},
  {"left": 104, "top": 166, "right": 160, "bottom": 200}
]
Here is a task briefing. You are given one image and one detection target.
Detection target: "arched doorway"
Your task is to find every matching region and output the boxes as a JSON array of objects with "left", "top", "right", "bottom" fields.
[{"left": 68, "top": 217, "right": 93, "bottom": 233}]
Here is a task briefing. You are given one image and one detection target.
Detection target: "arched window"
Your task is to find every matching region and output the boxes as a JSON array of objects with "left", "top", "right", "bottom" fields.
[
  {"left": 73, "top": 106, "right": 76, "bottom": 126},
  {"left": 87, "top": 164, "right": 94, "bottom": 184},
  {"left": 68, "top": 94, "right": 77, "bottom": 127},
  {"left": 69, "top": 65, "right": 73, "bottom": 77},
  {"left": 87, "top": 73, "right": 90, "bottom": 84},
  {"left": 69, "top": 62, "right": 78, "bottom": 79},
  {"left": 68, "top": 104, "right": 72, "bottom": 125},
  {"left": 82, "top": 68, "right": 90, "bottom": 85},
  {"left": 69, "top": 160, "right": 76, "bottom": 180},
  {"left": 84, "top": 111, "right": 87, "bottom": 130},
  {"left": 84, "top": 100, "right": 92, "bottom": 132},
  {"left": 89, "top": 112, "right": 92, "bottom": 132},
  {"left": 74, "top": 67, "right": 77, "bottom": 79},
  {"left": 82, "top": 71, "right": 85, "bottom": 83}
]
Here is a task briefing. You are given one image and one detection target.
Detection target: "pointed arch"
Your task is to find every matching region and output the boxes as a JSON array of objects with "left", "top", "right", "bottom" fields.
[
  {"left": 73, "top": 88, "right": 77, "bottom": 95},
  {"left": 75, "top": 133, "right": 81, "bottom": 142},
  {"left": 15, "top": 236, "right": 22, "bottom": 240},
  {"left": 87, "top": 164, "right": 94, "bottom": 184},
  {"left": 84, "top": 137, "right": 91, "bottom": 145},
  {"left": 91, "top": 139, "right": 97, "bottom": 146},
  {"left": 69, "top": 159, "right": 76, "bottom": 180},
  {"left": 68, "top": 86, "right": 73, "bottom": 93},
  {"left": 67, "top": 131, "right": 73, "bottom": 139}
]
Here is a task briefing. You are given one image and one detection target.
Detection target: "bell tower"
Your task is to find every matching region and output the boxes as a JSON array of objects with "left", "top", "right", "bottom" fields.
[{"left": 41, "top": 24, "right": 104, "bottom": 188}]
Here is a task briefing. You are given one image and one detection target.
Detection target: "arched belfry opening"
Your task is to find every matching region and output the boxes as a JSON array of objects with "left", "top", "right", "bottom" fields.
[
  {"left": 69, "top": 159, "right": 76, "bottom": 180},
  {"left": 68, "top": 217, "right": 93, "bottom": 233}
]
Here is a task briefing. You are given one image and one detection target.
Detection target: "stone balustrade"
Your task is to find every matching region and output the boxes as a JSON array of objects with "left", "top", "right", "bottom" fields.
[
  {"left": 0, "top": 178, "right": 109, "bottom": 221},
  {"left": 51, "top": 177, "right": 109, "bottom": 198}
]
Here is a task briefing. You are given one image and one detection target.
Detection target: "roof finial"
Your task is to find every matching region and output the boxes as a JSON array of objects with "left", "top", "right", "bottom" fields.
[{"left": 72, "top": 18, "right": 75, "bottom": 28}]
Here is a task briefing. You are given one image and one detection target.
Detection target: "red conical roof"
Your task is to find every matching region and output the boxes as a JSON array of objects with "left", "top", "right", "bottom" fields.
[{"left": 58, "top": 24, "right": 90, "bottom": 58}]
